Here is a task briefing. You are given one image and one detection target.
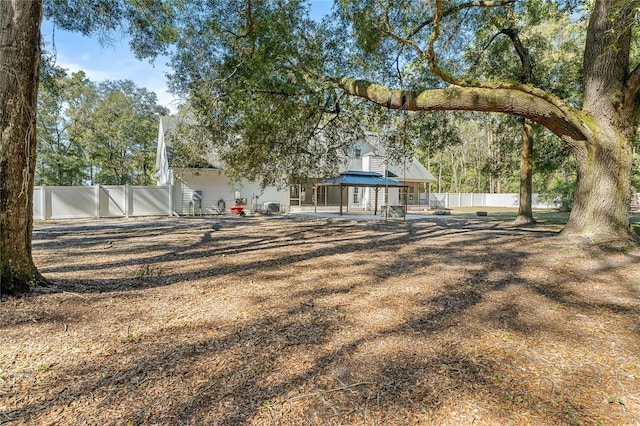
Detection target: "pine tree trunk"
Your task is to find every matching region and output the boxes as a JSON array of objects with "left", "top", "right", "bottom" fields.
[{"left": 0, "top": 0, "right": 46, "bottom": 295}]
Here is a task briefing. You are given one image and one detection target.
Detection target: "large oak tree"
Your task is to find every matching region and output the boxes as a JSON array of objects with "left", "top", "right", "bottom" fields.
[
  {"left": 337, "top": 0, "right": 639, "bottom": 243},
  {"left": 0, "top": 1, "right": 45, "bottom": 294},
  {"left": 1, "top": 0, "right": 163, "bottom": 294}
]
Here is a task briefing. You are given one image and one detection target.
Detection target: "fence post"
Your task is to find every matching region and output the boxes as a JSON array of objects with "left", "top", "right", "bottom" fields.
[
  {"left": 125, "top": 184, "right": 131, "bottom": 218},
  {"left": 94, "top": 184, "right": 100, "bottom": 218},
  {"left": 168, "top": 185, "right": 174, "bottom": 216},
  {"left": 40, "top": 185, "right": 47, "bottom": 220}
]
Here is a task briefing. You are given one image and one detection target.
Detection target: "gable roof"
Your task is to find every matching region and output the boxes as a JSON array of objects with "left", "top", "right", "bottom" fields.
[
  {"left": 157, "top": 116, "right": 219, "bottom": 169},
  {"left": 343, "top": 132, "right": 436, "bottom": 183},
  {"left": 388, "top": 156, "right": 436, "bottom": 183}
]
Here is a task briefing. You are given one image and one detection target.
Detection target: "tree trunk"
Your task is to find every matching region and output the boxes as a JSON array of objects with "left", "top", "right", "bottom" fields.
[
  {"left": 501, "top": 23, "right": 536, "bottom": 225},
  {"left": 561, "top": 0, "right": 638, "bottom": 244},
  {"left": 0, "top": 0, "right": 46, "bottom": 295},
  {"left": 514, "top": 118, "right": 535, "bottom": 225},
  {"left": 563, "top": 128, "right": 636, "bottom": 243}
]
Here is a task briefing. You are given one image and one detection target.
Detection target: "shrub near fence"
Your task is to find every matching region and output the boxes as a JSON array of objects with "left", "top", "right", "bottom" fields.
[{"left": 33, "top": 185, "right": 174, "bottom": 220}]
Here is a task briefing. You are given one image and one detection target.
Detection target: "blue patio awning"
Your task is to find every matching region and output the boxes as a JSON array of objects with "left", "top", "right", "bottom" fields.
[
  {"left": 316, "top": 170, "right": 407, "bottom": 187},
  {"left": 313, "top": 170, "right": 407, "bottom": 216}
]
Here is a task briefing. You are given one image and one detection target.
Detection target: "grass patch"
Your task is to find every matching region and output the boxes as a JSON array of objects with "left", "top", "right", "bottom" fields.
[
  {"left": 447, "top": 207, "right": 568, "bottom": 225},
  {"left": 448, "top": 207, "right": 640, "bottom": 235}
]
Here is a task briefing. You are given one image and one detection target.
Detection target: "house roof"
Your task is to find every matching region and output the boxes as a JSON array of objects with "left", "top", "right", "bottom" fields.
[
  {"left": 341, "top": 132, "right": 436, "bottom": 183},
  {"left": 160, "top": 116, "right": 197, "bottom": 132},
  {"left": 395, "top": 158, "right": 436, "bottom": 183},
  {"left": 156, "top": 116, "right": 436, "bottom": 184},
  {"left": 158, "top": 116, "right": 219, "bottom": 168},
  {"left": 315, "top": 170, "right": 407, "bottom": 188}
]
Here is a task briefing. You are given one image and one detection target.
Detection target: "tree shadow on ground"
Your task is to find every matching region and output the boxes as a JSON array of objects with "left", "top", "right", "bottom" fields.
[
  {"left": 3, "top": 216, "right": 639, "bottom": 424},
  {"left": 34, "top": 216, "right": 558, "bottom": 293}
]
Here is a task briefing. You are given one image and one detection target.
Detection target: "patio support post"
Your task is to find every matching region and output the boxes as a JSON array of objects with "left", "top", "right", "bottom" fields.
[
  {"left": 346, "top": 186, "right": 349, "bottom": 213},
  {"left": 404, "top": 185, "right": 408, "bottom": 220},
  {"left": 374, "top": 187, "right": 379, "bottom": 215},
  {"left": 314, "top": 185, "right": 317, "bottom": 213},
  {"left": 339, "top": 185, "right": 344, "bottom": 215}
]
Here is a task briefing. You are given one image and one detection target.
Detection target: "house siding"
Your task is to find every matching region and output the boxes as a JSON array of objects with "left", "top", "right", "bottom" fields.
[
  {"left": 155, "top": 117, "right": 434, "bottom": 216},
  {"left": 173, "top": 169, "right": 289, "bottom": 215}
]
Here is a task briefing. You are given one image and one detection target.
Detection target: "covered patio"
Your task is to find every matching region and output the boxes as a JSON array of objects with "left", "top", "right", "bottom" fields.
[{"left": 313, "top": 170, "right": 408, "bottom": 217}]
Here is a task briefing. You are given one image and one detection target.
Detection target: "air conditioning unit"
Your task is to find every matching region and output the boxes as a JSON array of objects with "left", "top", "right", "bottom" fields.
[
  {"left": 190, "top": 190, "right": 203, "bottom": 216},
  {"left": 264, "top": 202, "right": 280, "bottom": 214}
]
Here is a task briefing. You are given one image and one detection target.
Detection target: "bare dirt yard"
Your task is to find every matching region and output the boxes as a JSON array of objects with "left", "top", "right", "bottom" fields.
[{"left": 2, "top": 214, "right": 639, "bottom": 425}]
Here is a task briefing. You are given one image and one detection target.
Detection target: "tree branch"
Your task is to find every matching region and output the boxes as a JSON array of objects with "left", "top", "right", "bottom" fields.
[
  {"left": 408, "top": 0, "right": 516, "bottom": 38},
  {"left": 501, "top": 27, "right": 531, "bottom": 81},
  {"left": 421, "top": 0, "right": 589, "bottom": 145},
  {"left": 374, "top": 0, "right": 516, "bottom": 58},
  {"left": 500, "top": 5, "right": 532, "bottom": 85},
  {"left": 335, "top": 76, "right": 589, "bottom": 145},
  {"left": 376, "top": 24, "right": 425, "bottom": 56}
]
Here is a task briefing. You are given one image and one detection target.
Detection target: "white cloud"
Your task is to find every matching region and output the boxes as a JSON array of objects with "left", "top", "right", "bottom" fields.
[
  {"left": 54, "top": 54, "right": 111, "bottom": 81},
  {"left": 152, "top": 87, "right": 182, "bottom": 114},
  {"left": 53, "top": 52, "right": 179, "bottom": 114},
  {"left": 43, "top": 20, "right": 179, "bottom": 113}
]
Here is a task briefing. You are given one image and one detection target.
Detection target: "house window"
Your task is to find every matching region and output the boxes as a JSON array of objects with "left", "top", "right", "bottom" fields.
[
  {"left": 354, "top": 147, "right": 362, "bottom": 158},
  {"left": 353, "top": 186, "right": 360, "bottom": 203}
]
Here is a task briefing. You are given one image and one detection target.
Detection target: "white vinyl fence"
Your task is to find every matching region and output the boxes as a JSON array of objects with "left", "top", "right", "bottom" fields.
[
  {"left": 428, "top": 193, "right": 558, "bottom": 209},
  {"left": 33, "top": 185, "right": 174, "bottom": 220},
  {"left": 33, "top": 185, "right": 568, "bottom": 220}
]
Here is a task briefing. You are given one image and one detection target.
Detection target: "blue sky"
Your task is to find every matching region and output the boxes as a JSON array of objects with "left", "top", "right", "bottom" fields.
[{"left": 40, "top": 1, "right": 334, "bottom": 114}]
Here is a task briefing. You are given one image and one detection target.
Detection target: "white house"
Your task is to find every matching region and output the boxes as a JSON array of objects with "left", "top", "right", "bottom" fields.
[
  {"left": 298, "top": 132, "right": 437, "bottom": 212},
  {"left": 154, "top": 116, "right": 289, "bottom": 215},
  {"left": 154, "top": 116, "right": 436, "bottom": 215}
]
